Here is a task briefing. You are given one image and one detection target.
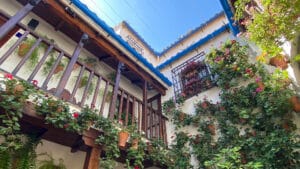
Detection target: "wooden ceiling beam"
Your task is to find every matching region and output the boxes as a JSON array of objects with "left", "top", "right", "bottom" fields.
[{"left": 43, "top": 1, "right": 166, "bottom": 95}]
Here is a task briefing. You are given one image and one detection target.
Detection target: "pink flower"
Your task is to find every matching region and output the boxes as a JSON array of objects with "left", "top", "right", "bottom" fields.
[
  {"left": 32, "top": 80, "right": 38, "bottom": 86},
  {"left": 73, "top": 112, "right": 79, "bottom": 118},
  {"left": 4, "top": 73, "right": 13, "bottom": 80},
  {"left": 225, "top": 48, "right": 230, "bottom": 55},
  {"left": 255, "top": 77, "right": 261, "bottom": 82},
  {"left": 255, "top": 87, "right": 263, "bottom": 93},
  {"left": 215, "top": 56, "right": 222, "bottom": 62},
  {"left": 118, "top": 119, "right": 124, "bottom": 125}
]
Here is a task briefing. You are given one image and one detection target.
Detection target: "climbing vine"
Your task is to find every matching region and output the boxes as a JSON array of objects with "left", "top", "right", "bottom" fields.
[{"left": 164, "top": 40, "right": 300, "bottom": 168}]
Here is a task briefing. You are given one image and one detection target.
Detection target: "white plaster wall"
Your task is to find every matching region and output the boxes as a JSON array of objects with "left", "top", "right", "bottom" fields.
[
  {"left": 114, "top": 22, "right": 158, "bottom": 66},
  {"left": 36, "top": 139, "right": 86, "bottom": 169}
]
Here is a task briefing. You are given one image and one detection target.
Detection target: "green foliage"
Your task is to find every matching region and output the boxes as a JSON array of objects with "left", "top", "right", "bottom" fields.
[
  {"left": 168, "top": 132, "right": 192, "bottom": 169},
  {"left": 42, "top": 55, "right": 65, "bottom": 75},
  {"left": 205, "top": 40, "right": 256, "bottom": 88},
  {"left": 162, "top": 98, "right": 175, "bottom": 114},
  {"left": 36, "top": 98, "right": 81, "bottom": 132},
  {"left": 204, "top": 147, "right": 263, "bottom": 169},
  {"left": 234, "top": 0, "right": 300, "bottom": 56},
  {"left": 146, "top": 139, "right": 170, "bottom": 166},
  {"left": 0, "top": 77, "right": 35, "bottom": 150},
  {"left": 0, "top": 135, "right": 40, "bottom": 169},
  {"left": 38, "top": 155, "right": 66, "bottom": 169},
  {"left": 170, "top": 40, "right": 300, "bottom": 168},
  {"left": 17, "top": 38, "right": 40, "bottom": 68}
]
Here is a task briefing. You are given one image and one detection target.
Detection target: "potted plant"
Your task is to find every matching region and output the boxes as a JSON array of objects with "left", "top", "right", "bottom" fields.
[
  {"left": 77, "top": 106, "right": 98, "bottom": 130},
  {"left": 78, "top": 75, "right": 95, "bottom": 96},
  {"left": 129, "top": 126, "right": 141, "bottom": 150},
  {"left": 17, "top": 38, "right": 40, "bottom": 67},
  {"left": 43, "top": 55, "right": 65, "bottom": 75},
  {"left": 290, "top": 95, "right": 300, "bottom": 112},
  {"left": 83, "top": 57, "right": 98, "bottom": 69},
  {"left": 269, "top": 54, "right": 288, "bottom": 69}
]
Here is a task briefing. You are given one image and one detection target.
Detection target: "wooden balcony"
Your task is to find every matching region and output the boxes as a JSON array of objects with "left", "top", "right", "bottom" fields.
[{"left": 0, "top": 1, "right": 167, "bottom": 143}]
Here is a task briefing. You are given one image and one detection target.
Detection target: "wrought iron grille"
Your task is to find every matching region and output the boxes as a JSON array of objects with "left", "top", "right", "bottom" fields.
[{"left": 171, "top": 52, "right": 216, "bottom": 99}]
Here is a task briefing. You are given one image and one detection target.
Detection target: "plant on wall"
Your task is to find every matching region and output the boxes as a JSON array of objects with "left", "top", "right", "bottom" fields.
[
  {"left": 17, "top": 38, "right": 40, "bottom": 68},
  {"left": 234, "top": 0, "right": 300, "bottom": 57},
  {"left": 168, "top": 40, "right": 300, "bottom": 168},
  {"left": 0, "top": 74, "right": 36, "bottom": 150}
]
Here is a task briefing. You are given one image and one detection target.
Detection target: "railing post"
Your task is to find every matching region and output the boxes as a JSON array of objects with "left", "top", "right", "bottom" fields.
[
  {"left": 55, "top": 33, "right": 88, "bottom": 97},
  {"left": 142, "top": 80, "right": 148, "bottom": 133},
  {"left": 0, "top": 0, "right": 41, "bottom": 39},
  {"left": 108, "top": 62, "right": 123, "bottom": 120},
  {"left": 157, "top": 94, "right": 162, "bottom": 139}
]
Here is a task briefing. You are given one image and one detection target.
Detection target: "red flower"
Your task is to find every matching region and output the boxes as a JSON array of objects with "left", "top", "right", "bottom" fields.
[
  {"left": 134, "top": 166, "right": 140, "bottom": 169},
  {"left": 32, "top": 80, "right": 38, "bottom": 86},
  {"left": 4, "top": 73, "right": 13, "bottom": 80},
  {"left": 73, "top": 112, "right": 79, "bottom": 118},
  {"left": 63, "top": 123, "right": 69, "bottom": 129}
]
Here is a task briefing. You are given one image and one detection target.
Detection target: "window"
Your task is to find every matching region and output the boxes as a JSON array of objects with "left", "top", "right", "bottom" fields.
[{"left": 171, "top": 52, "right": 216, "bottom": 99}]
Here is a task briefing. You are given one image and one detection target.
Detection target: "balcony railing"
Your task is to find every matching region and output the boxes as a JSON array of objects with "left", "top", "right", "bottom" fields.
[
  {"left": 171, "top": 52, "right": 216, "bottom": 99},
  {"left": 0, "top": 16, "right": 166, "bottom": 141}
]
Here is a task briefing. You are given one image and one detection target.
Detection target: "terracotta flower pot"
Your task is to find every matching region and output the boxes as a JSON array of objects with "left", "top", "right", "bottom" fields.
[
  {"left": 290, "top": 96, "right": 300, "bottom": 112},
  {"left": 118, "top": 131, "right": 129, "bottom": 148},
  {"left": 269, "top": 56, "right": 288, "bottom": 69},
  {"left": 18, "top": 42, "right": 31, "bottom": 57},
  {"left": 13, "top": 84, "right": 25, "bottom": 94},
  {"left": 54, "top": 65, "right": 64, "bottom": 74},
  {"left": 207, "top": 124, "right": 216, "bottom": 135},
  {"left": 131, "top": 138, "right": 139, "bottom": 149}
]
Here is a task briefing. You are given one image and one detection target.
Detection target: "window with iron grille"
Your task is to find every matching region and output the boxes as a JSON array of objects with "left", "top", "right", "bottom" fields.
[{"left": 171, "top": 52, "right": 216, "bottom": 99}]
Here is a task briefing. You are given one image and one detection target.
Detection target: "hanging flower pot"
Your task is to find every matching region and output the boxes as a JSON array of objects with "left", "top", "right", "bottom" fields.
[
  {"left": 54, "top": 64, "right": 64, "bottom": 74},
  {"left": 118, "top": 131, "right": 129, "bottom": 148},
  {"left": 13, "top": 84, "right": 25, "bottom": 94},
  {"left": 17, "top": 42, "right": 31, "bottom": 57},
  {"left": 290, "top": 96, "right": 300, "bottom": 112},
  {"left": 207, "top": 124, "right": 216, "bottom": 135},
  {"left": 269, "top": 55, "right": 288, "bottom": 69},
  {"left": 131, "top": 138, "right": 139, "bottom": 149}
]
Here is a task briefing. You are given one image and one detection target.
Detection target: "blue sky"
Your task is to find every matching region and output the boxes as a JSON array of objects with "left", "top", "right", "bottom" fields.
[{"left": 80, "top": 0, "right": 223, "bottom": 52}]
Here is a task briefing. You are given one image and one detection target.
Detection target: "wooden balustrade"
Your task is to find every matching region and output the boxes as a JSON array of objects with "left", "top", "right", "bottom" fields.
[{"left": 0, "top": 20, "right": 166, "bottom": 140}]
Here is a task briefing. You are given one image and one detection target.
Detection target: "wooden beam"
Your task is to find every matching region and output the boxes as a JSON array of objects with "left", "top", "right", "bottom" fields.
[
  {"left": 109, "top": 62, "right": 123, "bottom": 119},
  {"left": 98, "top": 55, "right": 111, "bottom": 61},
  {"left": 44, "top": 1, "right": 167, "bottom": 95},
  {"left": 0, "top": 0, "right": 41, "bottom": 39}
]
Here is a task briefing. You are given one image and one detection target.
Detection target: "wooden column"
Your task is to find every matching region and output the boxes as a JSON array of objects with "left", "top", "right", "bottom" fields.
[
  {"left": 142, "top": 81, "right": 148, "bottom": 132},
  {"left": 0, "top": 0, "right": 41, "bottom": 39},
  {"left": 55, "top": 33, "right": 88, "bottom": 97},
  {"left": 157, "top": 94, "right": 162, "bottom": 139},
  {"left": 84, "top": 147, "right": 101, "bottom": 169},
  {"left": 108, "top": 62, "right": 123, "bottom": 120},
  {"left": 82, "top": 128, "right": 102, "bottom": 169}
]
